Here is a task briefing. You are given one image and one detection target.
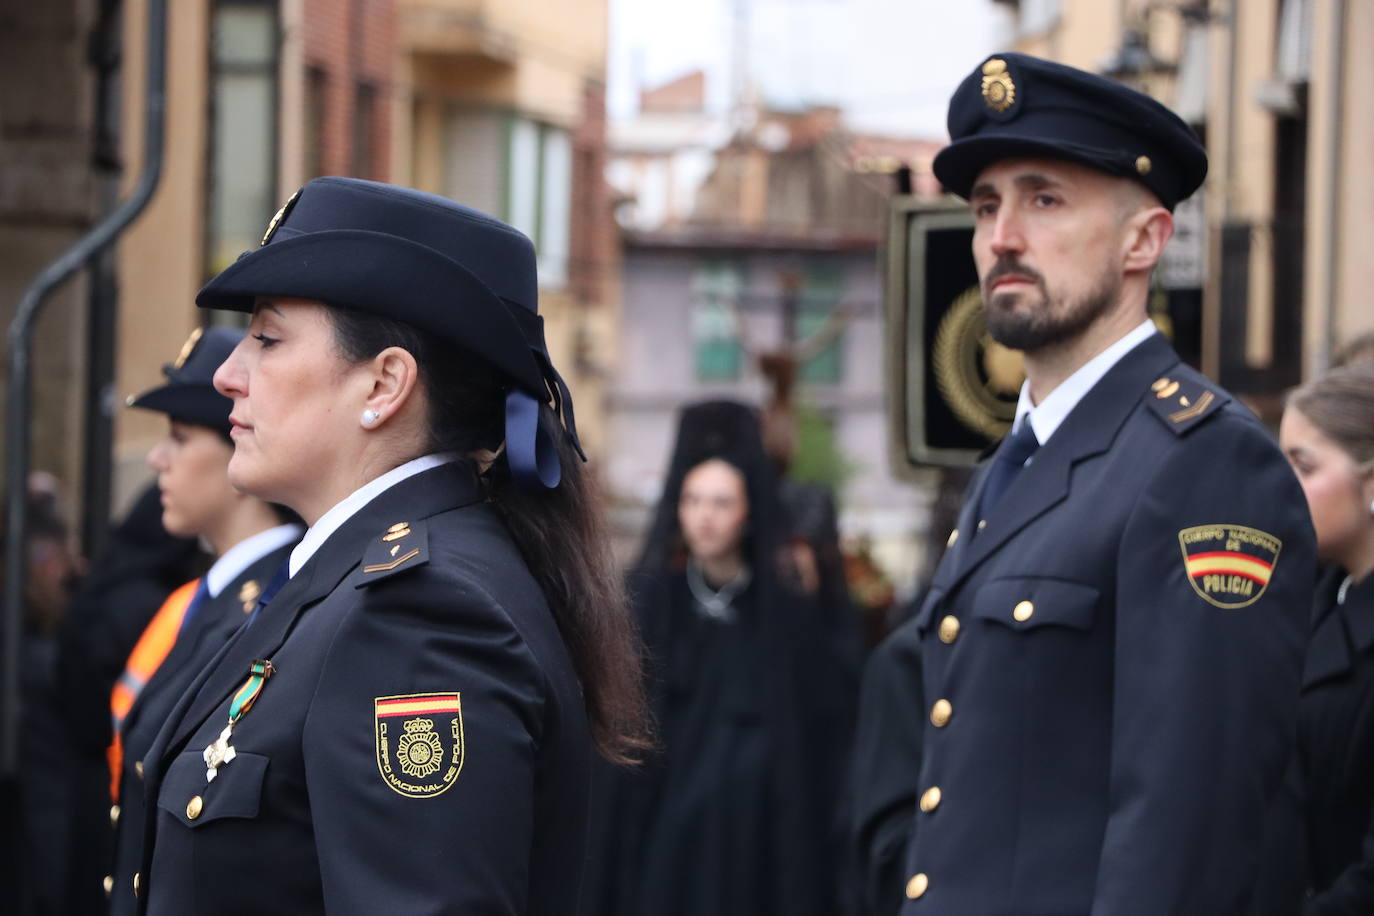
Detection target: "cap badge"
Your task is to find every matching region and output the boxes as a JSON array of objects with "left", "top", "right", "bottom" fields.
[
  {"left": 1136, "top": 155, "right": 1153, "bottom": 175},
  {"left": 172, "top": 326, "right": 204, "bottom": 370},
  {"left": 260, "top": 187, "right": 302, "bottom": 247},
  {"left": 981, "top": 58, "right": 1016, "bottom": 113}
]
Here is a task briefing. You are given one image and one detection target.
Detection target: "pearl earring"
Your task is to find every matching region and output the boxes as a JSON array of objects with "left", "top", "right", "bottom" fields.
[{"left": 361, "top": 408, "right": 380, "bottom": 427}]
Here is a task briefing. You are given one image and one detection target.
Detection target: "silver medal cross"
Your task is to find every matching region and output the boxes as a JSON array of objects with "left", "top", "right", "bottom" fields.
[{"left": 202, "top": 725, "right": 237, "bottom": 783}]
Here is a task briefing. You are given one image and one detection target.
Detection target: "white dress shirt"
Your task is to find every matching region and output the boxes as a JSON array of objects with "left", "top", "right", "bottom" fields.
[
  {"left": 1012, "top": 319, "right": 1159, "bottom": 449},
  {"left": 205, "top": 523, "right": 304, "bottom": 598},
  {"left": 288, "top": 452, "right": 460, "bottom": 578}
]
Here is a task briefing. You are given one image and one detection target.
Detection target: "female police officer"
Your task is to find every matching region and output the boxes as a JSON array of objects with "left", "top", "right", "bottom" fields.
[
  {"left": 111, "top": 326, "right": 302, "bottom": 916},
  {"left": 130, "top": 177, "right": 649, "bottom": 916}
]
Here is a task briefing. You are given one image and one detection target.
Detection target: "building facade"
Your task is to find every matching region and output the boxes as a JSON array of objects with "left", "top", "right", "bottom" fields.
[{"left": 1, "top": 0, "right": 616, "bottom": 554}]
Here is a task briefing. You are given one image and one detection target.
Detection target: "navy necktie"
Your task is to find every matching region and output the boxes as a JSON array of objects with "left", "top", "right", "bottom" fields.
[
  {"left": 244, "top": 561, "right": 290, "bottom": 628},
  {"left": 978, "top": 421, "right": 1041, "bottom": 520},
  {"left": 176, "top": 578, "right": 212, "bottom": 636}
]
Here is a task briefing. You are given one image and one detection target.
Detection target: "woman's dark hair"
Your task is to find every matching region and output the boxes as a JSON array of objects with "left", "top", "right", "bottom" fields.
[
  {"left": 1288, "top": 364, "right": 1374, "bottom": 470},
  {"left": 328, "top": 306, "right": 651, "bottom": 765}
]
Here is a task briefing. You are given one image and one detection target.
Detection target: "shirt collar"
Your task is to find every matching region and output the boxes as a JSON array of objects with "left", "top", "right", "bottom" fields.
[
  {"left": 1013, "top": 320, "right": 1159, "bottom": 445},
  {"left": 205, "top": 523, "right": 304, "bottom": 598},
  {"left": 288, "top": 452, "right": 459, "bottom": 578}
]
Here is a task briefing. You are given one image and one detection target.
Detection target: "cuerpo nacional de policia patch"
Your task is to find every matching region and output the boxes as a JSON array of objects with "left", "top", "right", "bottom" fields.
[
  {"left": 1177, "top": 525, "right": 1282, "bottom": 609},
  {"left": 374, "top": 693, "right": 465, "bottom": 798}
]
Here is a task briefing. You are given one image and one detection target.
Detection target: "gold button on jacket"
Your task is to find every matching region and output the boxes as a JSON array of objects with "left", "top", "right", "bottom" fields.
[
  {"left": 187, "top": 795, "right": 204, "bottom": 820},
  {"left": 931, "top": 698, "right": 953, "bottom": 727},
  {"left": 938, "top": 616, "right": 960, "bottom": 644},
  {"left": 920, "top": 786, "right": 942, "bottom": 812},
  {"left": 133, "top": 872, "right": 141, "bottom": 897},
  {"left": 110, "top": 803, "right": 120, "bottom": 827},
  {"left": 906, "top": 873, "right": 929, "bottom": 899},
  {"left": 1013, "top": 600, "right": 1034, "bottom": 622}
]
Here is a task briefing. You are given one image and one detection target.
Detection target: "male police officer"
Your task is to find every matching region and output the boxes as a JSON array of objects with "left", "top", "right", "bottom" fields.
[{"left": 887, "top": 54, "right": 1315, "bottom": 914}]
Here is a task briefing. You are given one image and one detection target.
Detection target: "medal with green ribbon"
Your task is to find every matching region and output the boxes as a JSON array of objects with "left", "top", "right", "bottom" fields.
[{"left": 203, "top": 659, "right": 275, "bottom": 783}]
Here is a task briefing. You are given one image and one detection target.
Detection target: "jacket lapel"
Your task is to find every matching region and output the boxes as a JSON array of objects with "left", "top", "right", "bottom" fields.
[
  {"left": 944, "top": 334, "right": 1180, "bottom": 593},
  {"left": 149, "top": 462, "right": 483, "bottom": 768}
]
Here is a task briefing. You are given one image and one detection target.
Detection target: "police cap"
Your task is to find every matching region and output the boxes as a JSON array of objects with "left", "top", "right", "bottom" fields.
[
  {"left": 128, "top": 326, "right": 242, "bottom": 435},
  {"left": 195, "top": 177, "right": 581, "bottom": 488},
  {"left": 932, "top": 53, "right": 1207, "bottom": 210}
]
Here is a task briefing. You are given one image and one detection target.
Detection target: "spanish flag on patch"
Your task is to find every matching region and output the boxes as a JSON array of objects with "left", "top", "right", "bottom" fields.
[{"left": 1177, "top": 525, "right": 1282, "bottom": 609}]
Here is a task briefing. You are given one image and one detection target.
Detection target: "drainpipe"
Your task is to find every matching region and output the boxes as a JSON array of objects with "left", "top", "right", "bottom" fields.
[
  {"left": 1317, "top": 0, "right": 1346, "bottom": 372},
  {"left": 2, "top": 0, "right": 167, "bottom": 779}
]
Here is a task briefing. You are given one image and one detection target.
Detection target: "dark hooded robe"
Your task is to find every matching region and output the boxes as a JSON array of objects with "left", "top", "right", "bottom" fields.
[{"left": 587, "top": 401, "right": 858, "bottom": 916}]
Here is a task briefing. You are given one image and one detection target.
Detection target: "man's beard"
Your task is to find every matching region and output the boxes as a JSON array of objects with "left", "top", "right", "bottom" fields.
[{"left": 982, "top": 256, "right": 1121, "bottom": 352}]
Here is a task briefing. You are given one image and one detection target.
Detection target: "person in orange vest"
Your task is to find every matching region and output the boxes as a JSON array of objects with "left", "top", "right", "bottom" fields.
[{"left": 105, "top": 326, "right": 302, "bottom": 915}]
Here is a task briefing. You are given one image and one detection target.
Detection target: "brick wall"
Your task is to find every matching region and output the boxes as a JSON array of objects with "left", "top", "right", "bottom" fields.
[{"left": 301, "top": 0, "right": 396, "bottom": 181}]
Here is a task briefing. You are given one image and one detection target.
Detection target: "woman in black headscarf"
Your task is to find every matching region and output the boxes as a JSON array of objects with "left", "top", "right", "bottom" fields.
[{"left": 591, "top": 400, "right": 856, "bottom": 916}]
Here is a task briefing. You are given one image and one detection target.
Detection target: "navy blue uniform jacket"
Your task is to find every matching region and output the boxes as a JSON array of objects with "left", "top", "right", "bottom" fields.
[
  {"left": 133, "top": 462, "right": 591, "bottom": 915},
  {"left": 902, "top": 334, "right": 1314, "bottom": 915},
  {"left": 110, "top": 542, "right": 295, "bottom": 916}
]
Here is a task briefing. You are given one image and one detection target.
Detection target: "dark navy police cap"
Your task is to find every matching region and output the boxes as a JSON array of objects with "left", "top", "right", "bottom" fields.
[
  {"left": 932, "top": 53, "right": 1207, "bottom": 210},
  {"left": 195, "top": 176, "right": 584, "bottom": 489},
  {"left": 128, "top": 326, "right": 242, "bottom": 435}
]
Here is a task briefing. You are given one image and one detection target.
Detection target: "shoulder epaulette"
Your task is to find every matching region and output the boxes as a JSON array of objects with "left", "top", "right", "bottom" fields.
[
  {"left": 355, "top": 518, "right": 430, "bottom": 587},
  {"left": 1143, "top": 372, "right": 1230, "bottom": 436}
]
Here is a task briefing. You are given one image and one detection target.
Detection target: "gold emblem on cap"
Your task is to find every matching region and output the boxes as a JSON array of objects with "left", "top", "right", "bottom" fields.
[
  {"left": 172, "top": 326, "right": 204, "bottom": 370},
  {"left": 981, "top": 58, "right": 1016, "bottom": 113},
  {"left": 1136, "top": 155, "right": 1152, "bottom": 175},
  {"left": 260, "top": 187, "right": 302, "bottom": 247}
]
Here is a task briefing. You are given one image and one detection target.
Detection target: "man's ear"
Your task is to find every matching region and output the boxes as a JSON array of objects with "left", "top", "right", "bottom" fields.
[
  {"left": 1122, "top": 206, "right": 1174, "bottom": 275},
  {"left": 360, "top": 346, "right": 420, "bottom": 428}
]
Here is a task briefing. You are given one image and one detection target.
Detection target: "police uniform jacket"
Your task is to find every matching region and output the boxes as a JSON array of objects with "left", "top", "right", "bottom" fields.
[
  {"left": 903, "top": 333, "right": 1314, "bottom": 915},
  {"left": 109, "top": 540, "right": 295, "bottom": 916},
  {"left": 132, "top": 461, "right": 591, "bottom": 916}
]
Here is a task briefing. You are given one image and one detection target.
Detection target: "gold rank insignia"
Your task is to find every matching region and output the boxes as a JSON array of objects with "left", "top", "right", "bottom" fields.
[
  {"left": 981, "top": 58, "right": 1016, "bottom": 113},
  {"left": 1178, "top": 525, "right": 1282, "bottom": 609},
  {"left": 260, "top": 187, "right": 302, "bottom": 247},
  {"left": 374, "top": 693, "right": 465, "bottom": 798},
  {"left": 358, "top": 519, "right": 429, "bottom": 582}
]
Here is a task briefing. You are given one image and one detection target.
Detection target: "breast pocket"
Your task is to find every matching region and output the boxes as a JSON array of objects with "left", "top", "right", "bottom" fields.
[
  {"left": 971, "top": 577, "right": 1100, "bottom": 633},
  {"left": 158, "top": 748, "right": 269, "bottom": 828}
]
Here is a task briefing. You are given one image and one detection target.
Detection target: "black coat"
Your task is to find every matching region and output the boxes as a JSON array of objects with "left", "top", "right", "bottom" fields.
[
  {"left": 1259, "top": 567, "right": 1374, "bottom": 915},
  {"left": 131, "top": 462, "right": 591, "bottom": 916},
  {"left": 588, "top": 570, "right": 852, "bottom": 916},
  {"left": 898, "top": 334, "right": 1315, "bottom": 915},
  {"left": 848, "top": 616, "right": 924, "bottom": 916},
  {"left": 109, "top": 541, "right": 295, "bottom": 916}
]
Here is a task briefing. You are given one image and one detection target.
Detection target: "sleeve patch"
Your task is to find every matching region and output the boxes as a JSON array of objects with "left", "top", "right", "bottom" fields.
[
  {"left": 1177, "top": 525, "right": 1282, "bottom": 609},
  {"left": 374, "top": 693, "right": 465, "bottom": 798}
]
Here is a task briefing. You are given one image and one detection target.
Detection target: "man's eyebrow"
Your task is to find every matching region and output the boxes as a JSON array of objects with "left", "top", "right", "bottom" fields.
[{"left": 971, "top": 172, "right": 1065, "bottom": 199}]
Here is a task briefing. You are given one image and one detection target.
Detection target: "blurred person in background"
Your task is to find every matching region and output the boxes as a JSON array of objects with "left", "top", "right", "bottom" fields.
[
  {"left": 589, "top": 400, "right": 856, "bottom": 916},
  {"left": 58, "top": 482, "right": 207, "bottom": 915},
  {"left": 104, "top": 326, "right": 302, "bottom": 916},
  {"left": 7, "top": 472, "right": 81, "bottom": 916},
  {"left": 1255, "top": 364, "right": 1374, "bottom": 914},
  {"left": 1333, "top": 331, "right": 1374, "bottom": 369}
]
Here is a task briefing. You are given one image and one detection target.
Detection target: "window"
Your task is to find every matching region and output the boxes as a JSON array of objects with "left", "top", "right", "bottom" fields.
[
  {"left": 692, "top": 262, "right": 744, "bottom": 381},
  {"left": 797, "top": 265, "right": 844, "bottom": 385},
  {"left": 442, "top": 110, "right": 573, "bottom": 287},
  {"left": 206, "top": 1, "right": 279, "bottom": 277},
  {"left": 304, "top": 66, "right": 326, "bottom": 179},
  {"left": 1019, "top": 0, "right": 1060, "bottom": 36},
  {"left": 352, "top": 82, "right": 377, "bottom": 179}
]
